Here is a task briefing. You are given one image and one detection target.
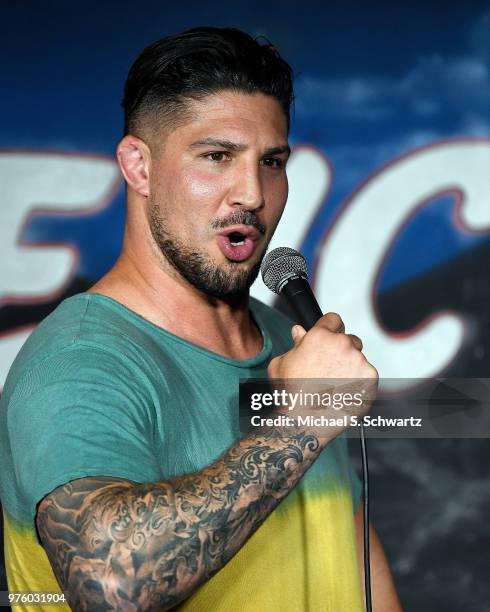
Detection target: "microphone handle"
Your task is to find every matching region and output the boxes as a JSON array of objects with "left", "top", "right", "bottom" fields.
[{"left": 279, "top": 277, "right": 323, "bottom": 331}]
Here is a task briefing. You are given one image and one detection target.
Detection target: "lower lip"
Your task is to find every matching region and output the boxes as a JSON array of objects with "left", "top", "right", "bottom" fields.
[{"left": 217, "top": 235, "right": 258, "bottom": 262}]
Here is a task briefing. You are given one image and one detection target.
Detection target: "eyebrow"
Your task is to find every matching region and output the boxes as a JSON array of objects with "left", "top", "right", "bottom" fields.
[{"left": 189, "top": 138, "right": 291, "bottom": 157}]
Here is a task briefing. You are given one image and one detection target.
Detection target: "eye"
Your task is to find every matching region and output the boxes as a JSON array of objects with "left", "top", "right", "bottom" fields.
[
  {"left": 261, "top": 157, "right": 284, "bottom": 169},
  {"left": 205, "top": 151, "right": 230, "bottom": 163}
]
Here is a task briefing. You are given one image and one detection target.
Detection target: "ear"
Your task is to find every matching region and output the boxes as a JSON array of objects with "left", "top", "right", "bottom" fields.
[{"left": 117, "top": 135, "right": 151, "bottom": 197}]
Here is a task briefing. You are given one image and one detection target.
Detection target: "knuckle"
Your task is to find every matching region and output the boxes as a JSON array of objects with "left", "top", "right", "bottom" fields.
[
  {"left": 355, "top": 352, "right": 368, "bottom": 369},
  {"left": 336, "top": 332, "right": 352, "bottom": 350},
  {"left": 308, "top": 326, "right": 328, "bottom": 343},
  {"left": 352, "top": 346, "right": 364, "bottom": 360},
  {"left": 348, "top": 334, "right": 362, "bottom": 349},
  {"left": 365, "top": 362, "right": 379, "bottom": 379},
  {"left": 324, "top": 311, "right": 343, "bottom": 330}
]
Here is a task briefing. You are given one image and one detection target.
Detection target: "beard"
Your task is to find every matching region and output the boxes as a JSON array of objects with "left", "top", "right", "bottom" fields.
[{"left": 148, "top": 203, "right": 266, "bottom": 299}]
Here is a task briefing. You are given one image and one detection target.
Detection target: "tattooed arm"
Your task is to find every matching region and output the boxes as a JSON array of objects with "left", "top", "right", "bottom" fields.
[{"left": 36, "top": 428, "right": 325, "bottom": 612}]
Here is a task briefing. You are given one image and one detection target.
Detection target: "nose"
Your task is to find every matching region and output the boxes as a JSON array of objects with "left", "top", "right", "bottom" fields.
[{"left": 229, "top": 162, "right": 265, "bottom": 211}]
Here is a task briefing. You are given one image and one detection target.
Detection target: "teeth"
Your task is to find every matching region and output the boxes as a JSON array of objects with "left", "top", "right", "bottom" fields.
[{"left": 229, "top": 233, "right": 246, "bottom": 246}]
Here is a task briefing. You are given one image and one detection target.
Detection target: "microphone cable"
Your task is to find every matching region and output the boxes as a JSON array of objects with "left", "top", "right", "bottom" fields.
[{"left": 360, "top": 424, "right": 372, "bottom": 612}]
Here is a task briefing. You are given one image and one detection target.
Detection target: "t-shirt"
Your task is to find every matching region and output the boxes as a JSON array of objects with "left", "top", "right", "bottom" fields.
[{"left": 0, "top": 293, "right": 364, "bottom": 611}]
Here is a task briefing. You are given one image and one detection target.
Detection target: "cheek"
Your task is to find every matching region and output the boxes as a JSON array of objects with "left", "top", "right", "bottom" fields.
[
  {"left": 180, "top": 167, "right": 227, "bottom": 199},
  {"left": 265, "top": 174, "right": 288, "bottom": 210}
]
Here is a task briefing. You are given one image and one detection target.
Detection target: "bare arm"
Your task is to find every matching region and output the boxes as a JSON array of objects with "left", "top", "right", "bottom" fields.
[
  {"left": 354, "top": 501, "right": 403, "bottom": 611},
  {"left": 36, "top": 427, "right": 324, "bottom": 611}
]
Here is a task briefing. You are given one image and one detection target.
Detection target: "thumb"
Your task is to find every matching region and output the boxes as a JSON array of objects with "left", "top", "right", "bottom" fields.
[{"left": 291, "top": 324, "right": 307, "bottom": 345}]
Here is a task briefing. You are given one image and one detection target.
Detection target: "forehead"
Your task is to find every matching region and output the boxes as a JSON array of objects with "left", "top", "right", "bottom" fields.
[{"left": 166, "top": 91, "right": 289, "bottom": 146}]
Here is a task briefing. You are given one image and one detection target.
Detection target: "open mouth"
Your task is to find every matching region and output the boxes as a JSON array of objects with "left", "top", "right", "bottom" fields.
[{"left": 216, "top": 225, "right": 262, "bottom": 262}]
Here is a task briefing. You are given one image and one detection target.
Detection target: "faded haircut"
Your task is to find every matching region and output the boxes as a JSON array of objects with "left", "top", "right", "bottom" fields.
[{"left": 122, "top": 27, "right": 294, "bottom": 141}]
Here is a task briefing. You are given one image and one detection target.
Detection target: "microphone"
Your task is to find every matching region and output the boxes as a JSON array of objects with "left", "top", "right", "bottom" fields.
[{"left": 260, "top": 247, "right": 323, "bottom": 331}]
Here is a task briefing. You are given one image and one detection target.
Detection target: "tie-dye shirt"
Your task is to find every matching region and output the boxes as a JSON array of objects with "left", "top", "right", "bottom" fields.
[{"left": 0, "top": 293, "right": 363, "bottom": 611}]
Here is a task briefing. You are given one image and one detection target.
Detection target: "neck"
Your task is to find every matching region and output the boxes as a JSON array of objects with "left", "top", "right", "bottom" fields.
[{"left": 89, "top": 239, "right": 262, "bottom": 360}]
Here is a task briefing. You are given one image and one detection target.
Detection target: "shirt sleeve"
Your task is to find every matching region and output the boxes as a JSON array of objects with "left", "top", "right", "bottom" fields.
[{"left": 7, "top": 344, "right": 162, "bottom": 523}]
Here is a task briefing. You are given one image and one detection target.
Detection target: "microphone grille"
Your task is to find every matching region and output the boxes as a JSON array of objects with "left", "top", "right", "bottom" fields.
[{"left": 261, "top": 247, "right": 308, "bottom": 294}]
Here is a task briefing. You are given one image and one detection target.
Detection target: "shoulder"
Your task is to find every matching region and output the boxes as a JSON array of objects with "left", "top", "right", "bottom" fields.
[
  {"left": 2, "top": 294, "right": 89, "bottom": 396},
  {"left": 2, "top": 293, "right": 158, "bottom": 402}
]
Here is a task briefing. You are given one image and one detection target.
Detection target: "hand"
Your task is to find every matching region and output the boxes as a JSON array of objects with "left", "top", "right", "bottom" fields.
[{"left": 267, "top": 313, "right": 378, "bottom": 438}]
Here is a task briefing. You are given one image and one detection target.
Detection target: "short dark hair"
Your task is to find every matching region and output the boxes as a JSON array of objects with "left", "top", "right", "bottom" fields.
[{"left": 122, "top": 27, "right": 294, "bottom": 139}]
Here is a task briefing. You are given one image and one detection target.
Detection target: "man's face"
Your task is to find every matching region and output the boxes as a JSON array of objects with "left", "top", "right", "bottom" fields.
[{"left": 147, "top": 91, "right": 290, "bottom": 298}]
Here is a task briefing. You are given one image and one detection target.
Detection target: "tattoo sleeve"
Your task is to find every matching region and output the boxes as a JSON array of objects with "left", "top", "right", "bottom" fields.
[{"left": 36, "top": 428, "right": 324, "bottom": 611}]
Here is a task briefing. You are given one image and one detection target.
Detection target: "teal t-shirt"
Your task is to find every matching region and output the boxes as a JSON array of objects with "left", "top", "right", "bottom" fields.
[{"left": 0, "top": 293, "right": 363, "bottom": 611}]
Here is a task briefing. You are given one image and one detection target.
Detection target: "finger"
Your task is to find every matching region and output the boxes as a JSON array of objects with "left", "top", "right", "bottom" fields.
[
  {"left": 317, "top": 312, "right": 345, "bottom": 334},
  {"left": 291, "top": 324, "right": 307, "bottom": 345},
  {"left": 347, "top": 334, "right": 363, "bottom": 351}
]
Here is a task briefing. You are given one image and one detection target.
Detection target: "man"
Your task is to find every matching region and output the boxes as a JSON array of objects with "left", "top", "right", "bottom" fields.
[{"left": 0, "top": 28, "right": 401, "bottom": 611}]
